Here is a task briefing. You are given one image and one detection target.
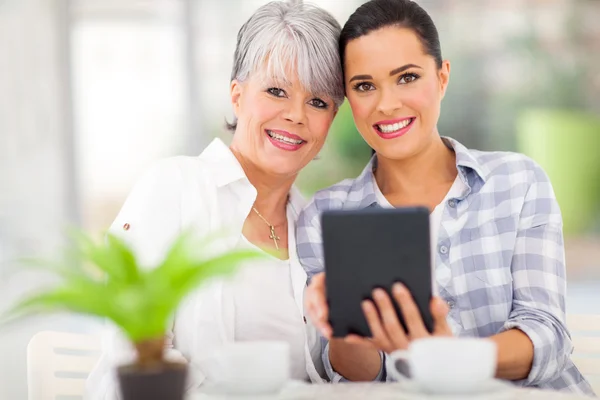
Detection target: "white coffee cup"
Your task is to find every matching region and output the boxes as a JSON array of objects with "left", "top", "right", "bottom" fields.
[
  {"left": 205, "top": 341, "right": 290, "bottom": 395},
  {"left": 387, "top": 337, "right": 497, "bottom": 394}
]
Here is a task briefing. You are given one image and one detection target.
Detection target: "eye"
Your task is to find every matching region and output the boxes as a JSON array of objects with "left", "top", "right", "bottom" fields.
[
  {"left": 308, "top": 98, "right": 328, "bottom": 109},
  {"left": 267, "top": 87, "right": 287, "bottom": 98},
  {"left": 352, "top": 82, "right": 375, "bottom": 92},
  {"left": 398, "top": 73, "right": 420, "bottom": 84}
]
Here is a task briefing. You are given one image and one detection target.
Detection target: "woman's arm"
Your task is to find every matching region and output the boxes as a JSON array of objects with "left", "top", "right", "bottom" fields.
[
  {"left": 494, "top": 163, "right": 572, "bottom": 385},
  {"left": 304, "top": 272, "right": 384, "bottom": 381},
  {"left": 327, "top": 339, "right": 384, "bottom": 382},
  {"left": 297, "top": 200, "right": 384, "bottom": 382},
  {"left": 85, "top": 159, "right": 191, "bottom": 399},
  {"left": 490, "top": 329, "right": 533, "bottom": 380}
]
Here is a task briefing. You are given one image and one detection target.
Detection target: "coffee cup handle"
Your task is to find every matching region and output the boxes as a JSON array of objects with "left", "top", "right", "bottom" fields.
[{"left": 386, "top": 350, "right": 411, "bottom": 382}]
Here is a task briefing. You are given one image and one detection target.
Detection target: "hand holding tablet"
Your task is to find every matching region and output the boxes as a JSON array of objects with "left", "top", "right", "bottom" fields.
[{"left": 305, "top": 207, "right": 452, "bottom": 353}]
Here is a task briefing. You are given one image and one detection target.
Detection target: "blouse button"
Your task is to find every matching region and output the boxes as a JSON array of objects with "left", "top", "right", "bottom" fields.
[{"left": 123, "top": 223, "right": 131, "bottom": 231}]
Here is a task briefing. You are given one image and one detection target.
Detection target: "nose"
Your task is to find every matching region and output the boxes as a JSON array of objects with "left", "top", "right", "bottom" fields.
[
  {"left": 283, "top": 98, "right": 307, "bottom": 125},
  {"left": 377, "top": 87, "right": 403, "bottom": 116}
]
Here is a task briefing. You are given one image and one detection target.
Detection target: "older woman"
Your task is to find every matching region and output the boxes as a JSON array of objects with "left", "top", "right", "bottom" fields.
[
  {"left": 299, "top": 0, "right": 593, "bottom": 396},
  {"left": 86, "top": 1, "right": 343, "bottom": 398}
]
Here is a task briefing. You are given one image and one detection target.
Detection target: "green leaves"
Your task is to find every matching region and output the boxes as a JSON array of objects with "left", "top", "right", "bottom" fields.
[
  {"left": 4, "top": 229, "right": 263, "bottom": 346},
  {"left": 70, "top": 230, "right": 140, "bottom": 284}
]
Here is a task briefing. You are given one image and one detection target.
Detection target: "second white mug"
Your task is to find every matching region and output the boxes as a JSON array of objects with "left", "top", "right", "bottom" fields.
[{"left": 387, "top": 337, "right": 497, "bottom": 394}]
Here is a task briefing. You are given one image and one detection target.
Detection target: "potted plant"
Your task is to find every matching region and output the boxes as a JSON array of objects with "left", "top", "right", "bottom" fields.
[{"left": 3, "top": 230, "right": 262, "bottom": 400}]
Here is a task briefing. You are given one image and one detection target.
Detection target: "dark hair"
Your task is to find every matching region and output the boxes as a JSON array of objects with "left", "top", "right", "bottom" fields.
[{"left": 339, "top": 0, "right": 442, "bottom": 76}]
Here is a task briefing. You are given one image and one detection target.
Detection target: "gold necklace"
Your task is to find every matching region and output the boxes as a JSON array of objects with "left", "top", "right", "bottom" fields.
[{"left": 252, "top": 207, "right": 281, "bottom": 250}]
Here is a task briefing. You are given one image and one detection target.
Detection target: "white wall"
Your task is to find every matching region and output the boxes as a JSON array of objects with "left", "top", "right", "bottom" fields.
[{"left": 0, "top": 0, "right": 82, "bottom": 397}]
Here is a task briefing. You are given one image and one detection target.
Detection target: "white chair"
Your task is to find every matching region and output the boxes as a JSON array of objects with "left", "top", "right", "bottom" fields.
[
  {"left": 27, "top": 330, "right": 102, "bottom": 400},
  {"left": 567, "top": 314, "right": 600, "bottom": 394}
]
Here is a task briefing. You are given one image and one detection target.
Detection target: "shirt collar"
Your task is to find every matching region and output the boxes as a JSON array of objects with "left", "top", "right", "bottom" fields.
[
  {"left": 198, "top": 137, "right": 306, "bottom": 212},
  {"left": 350, "top": 136, "right": 489, "bottom": 209},
  {"left": 443, "top": 137, "right": 490, "bottom": 183},
  {"left": 198, "top": 138, "right": 248, "bottom": 188}
]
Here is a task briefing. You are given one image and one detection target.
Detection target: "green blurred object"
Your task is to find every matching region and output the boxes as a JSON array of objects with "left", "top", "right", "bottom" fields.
[
  {"left": 329, "top": 100, "right": 370, "bottom": 162},
  {"left": 296, "top": 101, "right": 371, "bottom": 195},
  {"left": 517, "top": 109, "right": 600, "bottom": 234},
  {"left": 3, "top": 229, "right": 263, "bottom": 366}
]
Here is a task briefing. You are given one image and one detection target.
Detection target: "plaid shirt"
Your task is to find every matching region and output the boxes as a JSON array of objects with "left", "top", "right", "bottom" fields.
[{"left": 296, "top": 137, "right": 594, "bottom": 396}]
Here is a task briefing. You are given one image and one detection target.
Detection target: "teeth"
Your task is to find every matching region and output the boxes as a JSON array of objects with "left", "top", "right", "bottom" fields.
[
  {"left": 377, "top": 119, "right": 411, "bottom": 133},
  {"left": 267, "top": 130, "right": 303, "bottom": 145}
]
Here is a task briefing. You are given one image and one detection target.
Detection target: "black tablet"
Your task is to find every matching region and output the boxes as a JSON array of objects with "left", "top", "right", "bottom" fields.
[{"left": 321, "top": 207, "right": 434, "bottom": 338}]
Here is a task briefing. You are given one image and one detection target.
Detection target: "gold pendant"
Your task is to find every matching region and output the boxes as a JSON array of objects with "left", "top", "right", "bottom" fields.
[{"left": 269, "top": 226, "right": 280, "bottom": 250}]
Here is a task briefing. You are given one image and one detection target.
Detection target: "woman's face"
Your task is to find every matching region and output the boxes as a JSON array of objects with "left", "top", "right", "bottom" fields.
[
  {"left": 230, "top": 67, "right": 337, "bottom": 177},
  {"left": 344, "top": 26, "right": 450, "bottom": 161}
]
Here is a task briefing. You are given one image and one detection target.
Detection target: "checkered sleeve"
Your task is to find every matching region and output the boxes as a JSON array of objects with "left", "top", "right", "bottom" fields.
[
  {"left": 297, "top": 195, "right": 386, "bottom": 383},
  {"left": 499, "top": 162, "right": 573, "bottom": 386},
  {"left": 296, "top": 196, "right": 327, "bottom": 281},
  {"left": 296, "top": 198, "right": 349, "bottom": 382}
]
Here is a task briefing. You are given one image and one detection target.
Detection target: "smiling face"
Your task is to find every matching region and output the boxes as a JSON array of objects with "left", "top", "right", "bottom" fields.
[
  {"left": 344, "top": 26, "right": 450, "bottom": 161},
  {"left": 229, "top": 69, "right": 337, "bottom": 177}
]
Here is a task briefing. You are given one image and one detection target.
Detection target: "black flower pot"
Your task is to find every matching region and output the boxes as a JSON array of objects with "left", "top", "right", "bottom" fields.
[{"left": 117, "top": 362, "right": 188, "bottom": 400}]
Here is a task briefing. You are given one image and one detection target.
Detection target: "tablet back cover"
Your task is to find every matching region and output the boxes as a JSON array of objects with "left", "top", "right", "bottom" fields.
[{"left": 322, "top": 207, "right": 433, "bottom": 337}]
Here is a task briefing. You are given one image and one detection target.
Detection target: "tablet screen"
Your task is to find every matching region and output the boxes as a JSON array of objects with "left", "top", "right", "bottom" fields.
[{"left": 321, "top": 207, "right": 434, "bottom": 337}]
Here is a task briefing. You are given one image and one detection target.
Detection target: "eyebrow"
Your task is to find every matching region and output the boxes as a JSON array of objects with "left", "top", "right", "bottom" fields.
[
  {"left": 389, "top": 64, "right": 422, "bottom": 76},
  {"left": 348, "top": 64, "right": 423, "bottom": 83},
  {"left": 261, "top": 75, "right": 292, "bottom": 87}
]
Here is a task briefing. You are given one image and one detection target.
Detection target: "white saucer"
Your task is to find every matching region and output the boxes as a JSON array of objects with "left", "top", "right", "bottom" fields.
[
  {"left": 197, "top": 380, "right": 308, "bottom": 398},
  {"left": 399, "top": 378, "right": 514, "bottom": 399}
]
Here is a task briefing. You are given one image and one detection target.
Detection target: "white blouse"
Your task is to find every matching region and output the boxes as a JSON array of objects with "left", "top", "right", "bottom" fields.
[
  {"left": 85, "top": 138, "right": 324, "bottom": 400},
  {"left": 372, "top": 176, "right": 467, "bottom": 296},
  {"left": 234, "top": 237, "right": 308, "bottom": 380}
]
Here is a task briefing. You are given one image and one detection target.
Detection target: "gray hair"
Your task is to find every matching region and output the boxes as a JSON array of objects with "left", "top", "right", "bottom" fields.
[{"left": 227, "top": 1, "right": 344, "bottom": 131}]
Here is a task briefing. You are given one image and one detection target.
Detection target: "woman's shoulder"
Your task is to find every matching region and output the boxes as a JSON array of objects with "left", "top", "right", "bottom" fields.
[
  {"left": 315, "top": 177, "right": 361, "bottom": 207},
  {"left": 445, "top": 136, "right": 550, "bottom": 185},
  {"left": 468, "top": 148, "right": 550, "bottom": 184},
  {"left": 134, "top": 155, "right": 216, "bottom": 193},
  {"left": 298, "top": 176, "right": 366, "bottom": 225}
]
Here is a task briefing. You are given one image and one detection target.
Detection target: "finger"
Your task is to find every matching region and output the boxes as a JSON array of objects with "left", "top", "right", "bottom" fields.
[
  {"left": 306, "top": 286, "right": 327, "bottom": 324},
  {"left": 362, "top": 299, "right": 395, "bottom": 353},
  {"left": 307, "top": 308, "right": 332, "bottom": 339},
  {"left": 431, "top": 297, "right": 452, "bottom": 336},
  {"left": 308, "top": 273, "right": 327, "bottom": 320},
  {"left": 392, "top": 283, "right": 428, "bottom": 339},
  {"left": 307, "top": 302, "right": 332, "bottom": 339},
  {"left": 372, "top": 288, "right": 408, "bottom": 349},
  {"left": 321, "top": 325, "right": 333, "bottom": 339},
  {"left": 343, "top": 334, "right": 376, "bottom": 348},
  {"left": 305, "top": 274, "right": 332, "bottom": 338}
]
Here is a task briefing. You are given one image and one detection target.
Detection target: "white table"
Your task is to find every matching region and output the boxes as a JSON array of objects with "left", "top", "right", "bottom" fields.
[{"left": 190, "top": 381, "right": 594, "bottom": 400}]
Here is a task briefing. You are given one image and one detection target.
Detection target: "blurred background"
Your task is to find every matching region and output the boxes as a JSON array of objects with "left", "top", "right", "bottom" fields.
[{"left": 1, "top": 0, "right": 599, "bottom": 397}]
